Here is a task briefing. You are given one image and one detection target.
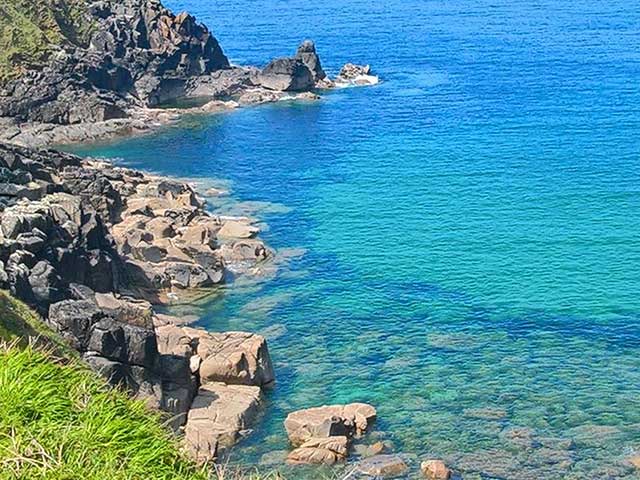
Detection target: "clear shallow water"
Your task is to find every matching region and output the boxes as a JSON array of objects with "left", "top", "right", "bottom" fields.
[{"left": 67, "top": 0, "right": 640, "bottom": 478}]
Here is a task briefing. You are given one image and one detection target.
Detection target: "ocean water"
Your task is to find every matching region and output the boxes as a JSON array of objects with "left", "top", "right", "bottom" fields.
[{"left": 67, "top": 0, "right": 640, "bottom": 478}]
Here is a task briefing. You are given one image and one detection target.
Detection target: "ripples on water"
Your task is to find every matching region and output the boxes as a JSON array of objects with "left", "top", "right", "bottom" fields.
[{"left": 69, "top": 0, "right": 640, "bottom": 477}]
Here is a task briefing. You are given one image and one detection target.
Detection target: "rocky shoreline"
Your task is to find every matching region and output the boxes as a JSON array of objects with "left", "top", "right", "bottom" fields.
[
  {"left": 0, "top": 0, "right": 377, "bottom": 148},
  {"left": 0, "top": 0, "right": 458, "bottom": 477}
]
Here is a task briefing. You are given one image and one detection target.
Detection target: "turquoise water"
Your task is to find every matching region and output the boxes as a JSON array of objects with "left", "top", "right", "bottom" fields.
[{"left": 68, "top": 0, "right": 640, "bottom": 478}]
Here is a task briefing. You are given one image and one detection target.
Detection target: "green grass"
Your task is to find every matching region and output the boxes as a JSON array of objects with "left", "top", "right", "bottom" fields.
[
  {"left": 0, "top": 292, "right": 286, "bottom": 480},
  {"left": 0, "top": 0, "right": 94, "bottom": 82}
]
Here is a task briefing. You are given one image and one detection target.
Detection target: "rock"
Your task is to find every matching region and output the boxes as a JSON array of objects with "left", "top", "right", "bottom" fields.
[
  {"left": 284, "top": 403, "right": 376, "bottom": 446},
  {"left": 48, "top": 299, "right": 104, "bottom": 350},
  {"left": 357, "top": 455, "right": 408, "bottom": 478},
  {"left": 353, "top": 441, "right": 387, "bottom": 458},
  {"left": 156, "top": 324, "right": 194, "bottom": 357},
  {"left": 184, "top": 383, "right": 262, "bottom": 463},
  {"left": 295, "top": 40, "right": 326, "bottom": 82},
  {"left": 421, "top": 459, "right": 452, "bottom": 480},
  {"left": 258, "top": 58, "right": 314, "bottom": 92},
  {"left": 627, "top": 454, "right": 640, "bottom": 469},
  {"left": 217, "top": 220, "right": 259, "bottom": 239},
  {"left": 197, "top": 331, "right": 275, "bottom": 387},
  {"left": 463, "top": 407, "right": 507, "bottom": 420},
  {"left": 237, "top": 89, "right": 284, "bottom": 105},
  {"left": 28, "top": 260, "right": 65, "bottom": 309},
  {"left": 0, "top": 0, "right": 231, "bottom": 124},
  {"left": 336, "top": 63, "right": 379, "bottom": 86},
  {"left": 287, "top": 436, "right": 349, "bottom": 465}
]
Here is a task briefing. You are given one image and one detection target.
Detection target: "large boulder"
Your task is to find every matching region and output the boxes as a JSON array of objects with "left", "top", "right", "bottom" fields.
[
  {"left": 284, "top": 403, "right": 377, "bottom": 446},
  {"left": 195, "top": 331, "right": 275, "bottom": 387},
  {"left": 184, "top": 383, "right": 262, "bottom": 463},
  {"left": 258, "top": 58, "right": 314, "bottom": 92}
]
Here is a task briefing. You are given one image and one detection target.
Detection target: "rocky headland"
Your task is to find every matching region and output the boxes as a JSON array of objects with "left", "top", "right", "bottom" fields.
[{"left": 0, "top": 0, "right": 377, "bottom": 148}]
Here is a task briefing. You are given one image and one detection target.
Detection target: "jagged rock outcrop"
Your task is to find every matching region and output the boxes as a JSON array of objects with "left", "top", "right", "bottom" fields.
[
  {"left": 257, "top": 40, "right": 330, "bottom": 92},
  {"left": 295, "top": 40, "right": 326, "bottom": 82},
  {"left": 0, "top": 0, "right": 230, "bottom": 124}
]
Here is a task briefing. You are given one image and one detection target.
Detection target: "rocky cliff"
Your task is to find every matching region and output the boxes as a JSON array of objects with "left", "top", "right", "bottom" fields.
[{"left": 0, "top": 0, "right": 229, "bottom": 124}]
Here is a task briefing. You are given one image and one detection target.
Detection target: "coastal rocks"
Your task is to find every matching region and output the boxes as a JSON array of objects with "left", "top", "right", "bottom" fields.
[
  {"left": 421, "top": 459, "right": 452, "bottom": 480},
  {"left": 0, "top": 0, "right": 230, "bottom": 124},
  {"left": 335, "top": 63, "right": 379, "bottom": 86},
  {"left": 217, "top": 219, "right": 259, "bottom": 239},
  {"left": 356, "top": 454, "right": 409, "bottom": 478},
  {"left": 295, "top": 40, "right": 326, "bottom": 82},
  {"left": 102, "top": 163, "right": 271, "bottom": 300},
  {"left": 0, "top": 141, "right": 277, "bottom": 462},
  {"left": 184, "top": 382, "right": 262, "bottom": 463},
  {"left": 284, "top": 403, "right": 376, "bottom": 446},
  {"left": 287, "top": 436, "right": 349, "bottom": 465},
  {"left": 282, "top": 403, "right": 377, "bottom": 466},
  {"left": 258, "top": 58, "right": 314, "bottom": 92},
  {"left": 196, "top": 331, "right": 275, "bottom": 386}
]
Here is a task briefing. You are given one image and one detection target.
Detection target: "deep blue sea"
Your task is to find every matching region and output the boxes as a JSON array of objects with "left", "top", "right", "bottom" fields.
[{"left": 68, "top": 1, "right": 640, "bottom": 478}]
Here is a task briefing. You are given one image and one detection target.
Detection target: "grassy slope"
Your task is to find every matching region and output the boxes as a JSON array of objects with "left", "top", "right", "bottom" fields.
[
  {"left": 0, "top": 292, "right": 285, "bottom": 480},
  {"left": 0, "top": 0, "right": 93, "bottom": 82},
  {"left": 0, "top": 291, "right": 209, "bottom": 480}
]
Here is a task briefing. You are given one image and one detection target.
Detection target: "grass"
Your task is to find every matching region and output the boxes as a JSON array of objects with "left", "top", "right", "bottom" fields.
[
  {"left": 0, "top": 292, "right": 286, "bottom": 480},
  {"left": 0, "top": 0, "right": 94, "bottom": 82}
]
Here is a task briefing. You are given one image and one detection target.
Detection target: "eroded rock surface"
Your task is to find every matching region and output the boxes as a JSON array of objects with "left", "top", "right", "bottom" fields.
[
  {"left": 184, "top": 382, "right": 262, "bottom": 463},
  {"left": 287, "top": 436, "right": 349, "bottom": 465},
  {"left": 284, "top": 403, "right": 377, "bottom": 446}
]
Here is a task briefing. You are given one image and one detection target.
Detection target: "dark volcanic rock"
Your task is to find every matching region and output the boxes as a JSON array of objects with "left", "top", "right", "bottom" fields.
[
  {"left": 0, "top": 0, "right": 230, "bottom": 123},
  {"left": 258, "top": 58, "right": 314, "bottom": 92},
  {"left": 295, "top": 40, "right": 326, "bottom": 81}
]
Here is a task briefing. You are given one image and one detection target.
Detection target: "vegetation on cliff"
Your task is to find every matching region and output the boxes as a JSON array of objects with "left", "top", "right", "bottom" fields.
[
  {"left": 0, "top": 0, "right": 93, "bottom": 82},
  {"left": 0, "top": 292, "right": 208, "bottom": 480},
  {"left": 0, "top": 292, "right": 286, "bottom": 480}
]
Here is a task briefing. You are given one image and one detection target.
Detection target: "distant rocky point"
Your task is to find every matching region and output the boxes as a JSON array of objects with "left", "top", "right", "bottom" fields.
[{"left": 0, "top": 0, "right": 377, "bottom": 148}]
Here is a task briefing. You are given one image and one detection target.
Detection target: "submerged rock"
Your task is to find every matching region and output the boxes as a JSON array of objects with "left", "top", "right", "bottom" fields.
[
  {"left": 287, "top": 436, "right": 349, "bottom": 465},
  {"left": 356, "top": 454, "right": 409, "bottom": 478},
  {"left": 421, "top": 459, "right": 452, "bottom": 480}
]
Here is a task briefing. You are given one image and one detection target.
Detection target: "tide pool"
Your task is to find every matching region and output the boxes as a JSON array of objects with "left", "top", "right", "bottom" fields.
[{"left": 67, "top": 0, "right": 640, "bottom": 478}]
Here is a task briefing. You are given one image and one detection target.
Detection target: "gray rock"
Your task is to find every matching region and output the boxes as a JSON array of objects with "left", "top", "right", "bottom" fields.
[
  {"left": 0, "top": 0, "right": 231, "bottom": 124},
  {"left": 295, "top": 40, "right": 326, "bottom": 81},
  {"left": 48, "top": 299, "right": 104, "bottom": 350},
  {"left": 258, "top": 58, "right": 314, "bottom": 92}
]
